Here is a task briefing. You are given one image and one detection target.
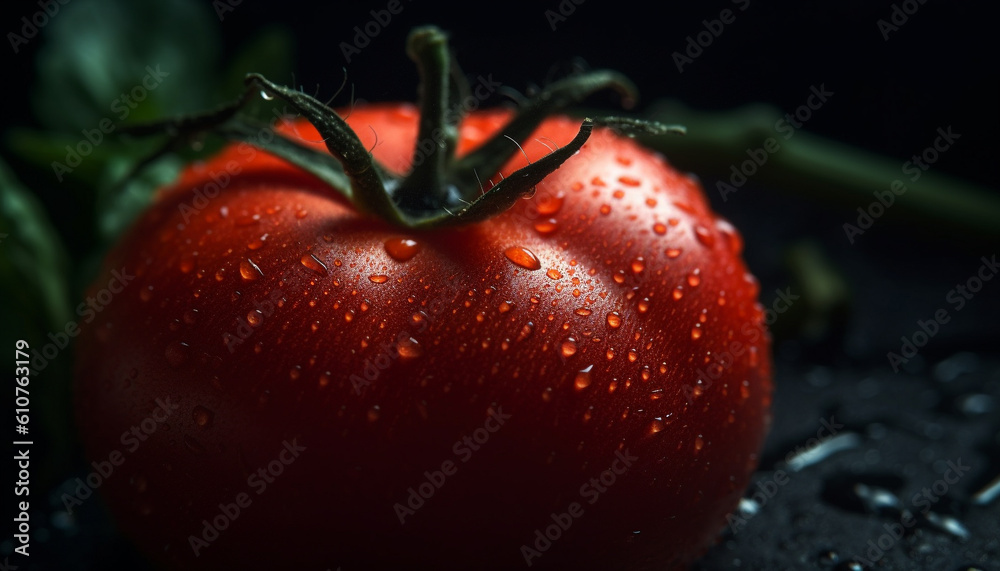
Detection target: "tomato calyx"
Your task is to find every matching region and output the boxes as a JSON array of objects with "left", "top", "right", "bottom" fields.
[{"left": 127, "top": 26, "right": 684, "bottom": 229}]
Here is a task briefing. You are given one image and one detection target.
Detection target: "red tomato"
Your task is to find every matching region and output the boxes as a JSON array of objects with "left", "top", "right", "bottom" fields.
[{"left": 75, "top": 100, "right": 771, "bottom": 569}]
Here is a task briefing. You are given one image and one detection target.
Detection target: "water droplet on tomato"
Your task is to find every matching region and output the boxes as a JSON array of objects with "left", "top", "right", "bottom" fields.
[
  {"left": 653, "top": 223, "right": 667, "bottom": 235},
  {"left": 384, "top": 237, "right": 421, "bottom": 261},
  {"left": 687, "top": 269, "right": 701, "bottom": 287},
  {"left": 534, "top": 218, "right": 559, "bottom": 235},
  {"left": 631, "top": 257, "right": 645, "bottom": 273},
  {"left": 516, "top": 322, "right": 534, "bottom": 342},
  {"left": 240, "top": 259, "right": 263, "bottom": 280},
  {"left": 235, "top": 214, "right": 260, "bottom": 227},
  {"left": 192, "top": 406, "right": 214, "bottom": 428},
  {"left": 599, "top": 204, "right": 612, "bottom": 215},
  {"left": 164, "top": 342, "right": 189, "bottom": 368},
  {"left": 368, "top": 406, "right": 380, "bottom": 422},
  {"left": 673, "top": 286, "right": 684, "bottom": 300},
  {"left": 691, "top": 325, "right": 702, "bottom": 340},
  {"left": 560, "top": 338, "right": 578, "bottom": 358},
  {"left": 574, "top": 307, "right": 592, "bottom": 316},
  {"left": 628, "top": 349, "right": 638, "bottom": 362},
  {"left": 541, "top": 388, "right": 553, "bottom": 402},
  {"left": 369, "top": 274, "right": 389, "bottom": 284},
  {"left": 300, "top": 254, "right": 328, "bottom": 275},
  {"left": 504, "top": 246, "right": 541, "bottom": 270},
  {"left": 214, "top": 269, "right": 226, "bottom": 282},
  {"left": 619, "top": 176, "right": 641, "bottom": 187},
  {"left": 397, "top": 337, "right": 423, "bottom": 358},
  {"left": 694, "top": 224, "right": 715, "bottom": 248},
  {"left": 637, "top": 298, "right": 650, "bottom": 313},
  {"left": 537, "top": 193, "right": 564, "bottom": 215},
  {"left": 295, "top": 209, "right": 308, "bottom": 219},
  {"left": 648, "top": 419, "right": 664, "bottom": 434},
  {"left": 694, "top": 436, "right": 704, "bottom": 452},
  {"left": 665, "top": 247, "right": 682, "bottom": 259},
  {"left": 574, "top": 365, "right": 593, "bottom": 389},
  {"left": 247, "top": 310, "right": 264, "bottom": 327},
  {"left": 179, "top": 258, "right": 194, "bottom": 273},
  {"left": 499, "top": 301, "right": 513, "bottom": 313},
  {"left": 606, "top": 312, "right": 622, "bottom": 328},
  {"left": 547, "top": 268, "right": 563, "bottom": 280}
]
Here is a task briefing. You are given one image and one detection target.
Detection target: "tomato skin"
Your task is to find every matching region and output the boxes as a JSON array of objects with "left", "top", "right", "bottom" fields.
[{"left": 75, "top": 106, "right": 771, "bottom": 570}]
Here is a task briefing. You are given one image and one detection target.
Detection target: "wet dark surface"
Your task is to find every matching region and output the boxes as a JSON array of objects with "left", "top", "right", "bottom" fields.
[{"left": 694, "top": 354, "right": 1000, "bottom": 571}]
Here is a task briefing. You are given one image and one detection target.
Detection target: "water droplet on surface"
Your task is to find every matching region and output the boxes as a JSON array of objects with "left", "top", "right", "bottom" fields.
[
  {"left": 295, "top": 209, "right": 308, "bottom": 219},
  {"left": 179, "top": 258, "right": 194, "bottom": 273},
  {"left": 561, "top": 338, "right": 578, "bottom": 358},
  {"left": 537, "top": 193, "right": 565, "bottom": 215},
  {"left": 547, "top": 268, "right": 563, "bottom": 280},
  {"left": 499, "top": 301, "right": 513, "bottom": 313},
  {"left": 653, "top": 223, "right": 667, "bottom": 235},
  {"left": 619, "top": 176, "right": 641, "bottom": 187},
  {"left": 694, "top": 224, "right": 715, "bottom": 248},
  {"left": 504, "top": 246, "right": 541, "bottom": 270},
  {"left": 516, "top": 322, "right": 534, "bottom": 342},
  {"left": 631, "top": 257, "right": 645, "bottom": 274},
  {"left": 672, "top": 286, "right": 684, "bottom": 300},
  {"left": 691, "top": 325, "right": 702, "bottom": 340},
  {"left": 289, "top": 366, "right": 301, "bottom": 380},
  {"left": 648, "top": 419, "right": 665, "bottom": 434},
  {"left": 687, "top": 269, "right": 701, "bottom": 287},
  {"left": 192, "top": 406, "right": 214, "bottom": 428},
  {"left": 638, "top": 298, "right": 650, "bottom": 313},
  {"left": 247, "top": 310, "right": 264, "bottom": 327},
  {"left": 385, "top": 237, "right": 421, "bottom": 261},
  {"left": 240, "top": 259, "right": 263, "bottom": 280},
  {"left": 300, "top": 254, "right": 328, "bottom": 275},
  {"left": 164, "top": 342, "right": 189, "bottom": 368},
  {"left": 574, "top": 366, "right": 593, "bottom": 389},
  {"left": 214, "top": 269, "right": 226, "bottom": 282},
  {"left": 368, "top": 274, "right": 389, "bottom": 284},
  {"left": 599, "top": 204, "right": 612, "bottom": 215},
  {"left": 367, "top": 406, "right": 380, "bottom": 422},
  {"left": 694, "top": 436, "right": 704, "bottom": 451},
  {"left": 534, "top": 218, "right": 559, "bottom": 235},
  {"left": 397, "top": 337, "right": 423, "bottom": 358},
  {"left": 665, "top": 247, "right": 682, "bottom": 259},
  {"left": 628, "top": 349, "right": 638, "bottom": 362},
  {"left": 574, "top": 307, "right": 592, "bottom": 316}
]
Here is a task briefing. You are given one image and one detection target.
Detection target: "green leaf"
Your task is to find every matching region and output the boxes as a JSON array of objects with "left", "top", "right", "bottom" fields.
[
  {"left": 0, "top": 156, "right": 71, "bottom": 335},
  {"left": 32, "top": 0, "right": 221, "bottom": 133}
]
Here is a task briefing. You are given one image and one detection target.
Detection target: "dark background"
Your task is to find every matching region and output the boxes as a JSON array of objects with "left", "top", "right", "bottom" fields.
[{"left": 2, "top": 0, "right": 998, "bottom": 569}]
